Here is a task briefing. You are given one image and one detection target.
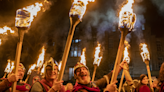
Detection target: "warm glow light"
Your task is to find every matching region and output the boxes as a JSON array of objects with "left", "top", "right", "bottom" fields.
[
  {"left": 4, "top": 59, "right": 11, "bottom": 73},
  {"left": 9, "top": 62, "right": 15, "bottom": 73},
  {"left": 58, "top": 61, "right": 62, "bottom": 71},
  {"left": 40, "top": 64, "right": 45, "bottom": 75},
  {"left": 119, "top": 0, "right": 136, "bottom": 31},
  {"left": 93, "top": 43, "right": 102, "bottom": 66},
  {"left": 0, "top": 26, "right": 15, "bottom": 34},
  {"left": 36, "top": 46, "right": 45, "bottom": 68},
  {"left": 0, "top": 39, "right": 1, "bottom": 45},
  {"left": 80, "top": 48, "right": 86, "bottom": 66},
  {"left": 69, "top": 0, "right": 95, "bottom": 20},
  {"left": 15, "top": 2, "right": 43, "bottom": 27},
  {"left": 27, "top": 64, "right": 36, "bottom": 75},
  {"left": 140, "top": 43, "right": 150, "bottom": 61},
  {"left": 123, "top": 41, "right": 130, "bottom": 63},
  {"left": 23, "top": 3, "right": 43, "bottom": 23}
]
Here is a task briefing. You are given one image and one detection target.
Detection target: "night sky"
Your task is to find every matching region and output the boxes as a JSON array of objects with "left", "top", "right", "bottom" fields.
[{"left": 0, "top": 0, "right": 164, "bottom": 76}]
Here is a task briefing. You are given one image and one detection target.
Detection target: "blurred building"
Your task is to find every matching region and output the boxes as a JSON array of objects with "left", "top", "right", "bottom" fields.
[{"left": 62, "top": 24, "right": 163, "bottom": 81}]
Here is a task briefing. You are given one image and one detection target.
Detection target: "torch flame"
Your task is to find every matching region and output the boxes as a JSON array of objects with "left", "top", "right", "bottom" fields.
[
  {"left": 80, "top": 48, "right": 86, "bottom": 66},
  {"left": 36, "top": 46, "right": 45, "bottom": 68},
  {"left": 40, "top": 64, "right": 45, "bottom": 75},
  {"left": 140, "top": 43, "right": 150, "bottom": 61},
  {"left": 0, "top": 39, "right": 1, "bottom": 45},
  {"left": 58, "top": 61, "right": 62, "bottom": 71},
  {"left": 93, "top": 43, "right": 102, "bottom": 66},
  {"left": 9, "top": 62, "right": 15, "bottom": 73},
  {"left": 27, "top": 64, "right": 36, "bottom": 75},
  {"left": 123, "top": 41, "right": 130, "bottom": 63},
  {"left": 4, "top": 59, "right": 11, "bottom": 73},
  {"left": 119, "top": 0, "right": 136, "bottom": 31},
  {"left": 0, "top": 26, "right": 15, "bottom": 34},
  {"left": 23, "top": 3, "right": 43, "bottom": 23},
  {"left": 69, "top": 0, "right": 95, "bottom": 20},
  {"left": 15, "top": 2, "right": 43, "bottom": 27}
]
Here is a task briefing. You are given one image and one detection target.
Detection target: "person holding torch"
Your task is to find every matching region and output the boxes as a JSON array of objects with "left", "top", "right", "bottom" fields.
[
  {"left": 0, "top": 63, "right": 31, "bottom": 92},
  {"left": 140, "top": 43, "right": 154, "bottom": 92},
  {"left": 30, "top": 58, "right": 65, "bottom": 92}
]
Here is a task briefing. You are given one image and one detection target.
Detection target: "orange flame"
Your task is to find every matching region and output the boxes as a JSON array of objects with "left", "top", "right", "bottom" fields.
[
  {"left": 58, "top": 61, "right": 62, "bottom": 71},
  {"left": 23, "top": 3, "right": 43, "bottom": 23},
  {"left": 40, "top": 64, "right": 45, "bottom": 75},
  {"left": 93, "top": 43, "right": 102, "bottom": 66},
  {"left": 80, "top": 48, "right": 86, "bottom": 66},
  {"left": 119, "top": 0, "right": 136, "bottom": 31},
  {"left": 15, "top": 2, "right": 43, "bottom": 27},
  {"left": 0, "top": 39, "right": 1, "bottom": 45},
  {"left": 140, "top": 43, "right": 150, "bottom": 61},
  {"left": 37, "top": 46, "right": 45, "bottom": 68},
  {"left": 123, "top": 41, "right": 130, "bottom": 63},
  {"left": 9, "top": 62, "right": 15, "bottom": 73},
  {"left": 4, "top": 59, "right": 11, "bottom": 73},
  {"left": 0, "top": 26, "right": 15, "bottom": 34},
  {"left": 27, "top": 64, "right": 36, "bottom": 75},
  {"left": 69, "top": 0, "right": 95, "bottom": 20}
]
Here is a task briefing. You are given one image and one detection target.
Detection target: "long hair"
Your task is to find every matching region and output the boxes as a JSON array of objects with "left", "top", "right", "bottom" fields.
[
  {"left": 159, "top": 62, "right": 164, "bottom": 82},
  {"left": 135, "top": 74, "right": 151, "bottom": 92}
]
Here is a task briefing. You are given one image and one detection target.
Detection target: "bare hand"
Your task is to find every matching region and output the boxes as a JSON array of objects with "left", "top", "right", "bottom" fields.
[
  {"left": 7, "top": 73, "right": 19, "bottom": 83},
  {"left": 52, "top": 79, "right": 63, "bottom": 91},
  {"left": 104, "top": 81, "right": 118, "bottom": 92}
]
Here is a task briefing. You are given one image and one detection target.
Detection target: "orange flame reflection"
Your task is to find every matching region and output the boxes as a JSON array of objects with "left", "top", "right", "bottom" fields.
[
  {"left": 9, "top": 62, "right": 15, "bottom": 73},
  {"left": 140, "top": 43, "right": 150, "bottom": 61},
  {"left": 37, "top": 46, "right": 45, "bottom": 68},
  {"left": 80, "top": 48, "right": 86, "bottom": 66},
  {"left": 69, "top": 0, "right": 95, "bottom": 20},
  {"left": 4, "top": 59, "right": 11, "bottom": 73},
  {"left": 123, "top": 41, "right": 130, "bottom": 63},
  {"left": 0, "top": 26, "right": 15, "bottom": 34},
  {"left": 27, "top": 64, "right": 36, "bottom": 75},
  {"left": 40, "top": 64, "right": 45, "bottom": 75},
  {"left": 93, "top": 43, "right": 102, "bottom": 66},
  {"left": 58, "top": 61, "right": 62, "bottom": 71}
]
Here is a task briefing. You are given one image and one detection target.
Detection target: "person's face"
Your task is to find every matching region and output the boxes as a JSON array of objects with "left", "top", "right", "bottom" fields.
[
  {"left": 45, "top": 66, "right": 58, "bottom": 80},
  {"left": 75, "top": 67, "right": 90, "bottom": 84},
  {"left": 17, "top": 68, "right": 25, "bottom": 80},
  {"left": 141, "top": 76, "right": 148, "bottom": 85},
  {"left": 66, "top": 83, "right": 73, "bottom": 91}
]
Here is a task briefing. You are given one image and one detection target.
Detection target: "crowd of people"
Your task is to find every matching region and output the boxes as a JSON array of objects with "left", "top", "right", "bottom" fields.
[{"left": 0, "top": 60, "right": 163, "bottom": 92}]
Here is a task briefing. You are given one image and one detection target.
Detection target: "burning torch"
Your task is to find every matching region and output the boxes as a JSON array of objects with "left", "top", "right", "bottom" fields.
[
  {"left": 36, "top": 46, "right": 45, "bottom": 72},
  {"left": 140, "top": 43, "right": 154, "bottom": 92},
  {"left": 0, "top": 26, "right": 15, "bottom": 45},
  {"left": 91, "top": 43, "right": 102, "bottom": 82},
  {"left": 12, "top": 3, "right": 43, "bottom": 92},
  {"left": 25, "top": 64, "right": 36, "bottom": 83},
  {"left": 3, "top": 59, "right": 11, "bottom": 78},
  {"left": 80, "top": 48, "right": 86, "bottom": 66},
  {"left": 58, "top": 0, "right": 95, "bottom": 81},
  {"left": 111, "top": 0, "right": 136, "bottom": 83},
  {"left": 118, "top": 42, "right": 130, "bottom": 92}
]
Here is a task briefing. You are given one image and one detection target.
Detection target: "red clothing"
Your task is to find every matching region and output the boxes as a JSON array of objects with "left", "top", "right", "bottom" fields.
[
  {"left": 72, "top": 82, "right": 100, "bottom": 92},
  {"left": 37, "top": 79, "right": 65, "bottom": 92},
  {"left": 0, "top": 78, "right": 31, "bottom": 92},
  {"left": 159, "top": 83, "right": 164, "bottom": 92},
  {"left": 139, "top": 85, "right": 151, "bottom": 92}
]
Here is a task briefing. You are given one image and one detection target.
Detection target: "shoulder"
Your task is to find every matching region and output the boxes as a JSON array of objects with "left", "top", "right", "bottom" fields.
[
  {"left": 30, "top": 82, "right": 43, "bottom": 92},
  {"left": 139, "top": 85, "right": 151, "bottom": 92}
]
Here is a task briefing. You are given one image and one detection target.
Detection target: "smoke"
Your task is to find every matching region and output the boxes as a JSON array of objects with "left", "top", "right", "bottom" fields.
[{"left": 151, "top": 0, "right": 164, "bottom": 16}]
